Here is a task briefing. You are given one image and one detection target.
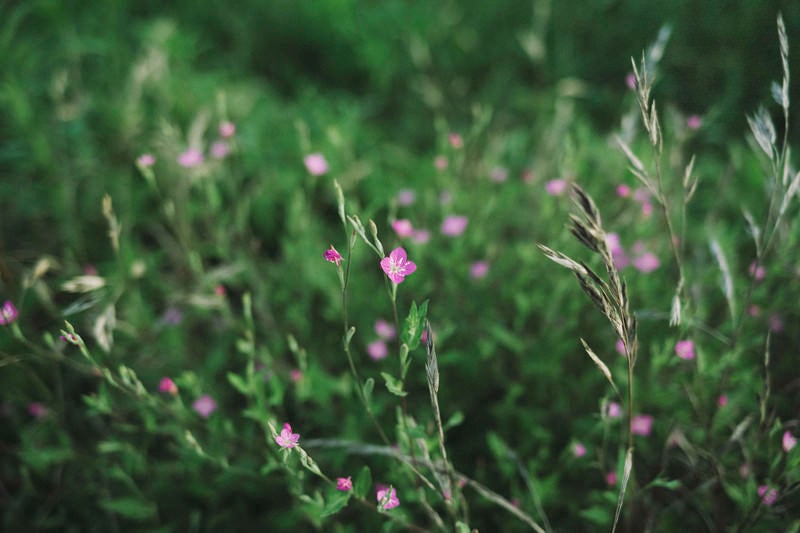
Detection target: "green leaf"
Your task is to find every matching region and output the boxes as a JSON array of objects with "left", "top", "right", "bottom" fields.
[
  {"left": 227, "top": 372, "right": 249, "bottom": 395},
  {"left": 381, "top": 372, "right": 407, "bottom": 397},
  {"left": 362, "top": 378, "right": 375, "bottom": 404},
  {"left": 645, "top": 477, "right": 681, "bottom": 491},
  {"left": 99, "top": 497, "right": 157, "bottom": 521},
  {"left": 401, "top": 299, "right": 429, "bottom": 350},
  {"left": 444, "top": 411, "right": 465, "bottom": 431},
  {"left": 455, "top": 522, "right": 472, "bottom": 533},
  {"left": 321, "top": 491, "right": 352, "bottom": 517},
  {"left": 354, "top": 465, "right": 372, "bottom": 499}
]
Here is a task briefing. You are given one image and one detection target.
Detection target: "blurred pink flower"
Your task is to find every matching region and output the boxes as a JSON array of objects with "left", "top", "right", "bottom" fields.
[
  {"left": 376, "top": 486, "right": 400, "bottom": 510},
  {"left": 412, "top": 230, "right": 431, "bottom": 244},
  {"left": 615, "top": 339, "right": 626, "bottom": 356},
  {"left": 396, "top": 189, "right": 416, "bottom": 206},
  {"left": 159, "top": 377, "right": 178, "bottom": 395},
  {"left": 572, "top": 442, "right": 587, "bottom": 458},
  {"left": 606, "top": 471, "right": 618, "bottom": 486},
  {"left": 749, "top": 262, "right": 765, "bottom": 281},
  {"left": 434, "top": 155, "right": 448, "bottom": 170},
  {"left": 441, "top": 215, "right": 468, "bottom": 236},
  {"left": 545, "top": 179, "right": 567, "bottom": 196},
  {"left": 490, "top": 166, "right": 509, "bottom": 183},
  {"left": 323, "top": 245, "right": 343, "bottom": 266},
  {"left": 290, "top": 369, "right": 303, "bottom": 382},
  {"left": 178, "top": 148, "right": 204, "bottom": 167},
  {"left": 633, "top": 252, "right": 660, "bottom": 273},
  {"left": 758, "top": 485, "right": 777, "bottom": 506},
  {"left": 137, "top": 153, "right": 155, "bottom": 167},
  {"left": 367, "top": 339, "right": 388, "bottom": 361},
  {"left": 641, "top": 202, "right": 653, "bottom": 217},
  {"left": 28, "top": 402, "right": 48, "bottom": 418},
  {"left": 211, "top": 141, "right": 230, "bottom": 159},
  {"left": 607, "top": 234, "right": 629, "bottom": 269},
  {"left": 675, "top": 340, "right": 695, "bottom": 360},
  {"left": 336, "top": 476, "right": 353, "bottom": 491},
  {"left": 631, "top": 414, "right": 654, "bottom": 436},
  {"left": 470, "top": 261, "right": 490, "bottom": 279},
  {"left": 783, "top": 430, "right": 797, "bottom": 452},
  {"left": 626, "top": 73, "right": 636, "bottom": 90},
  {"left": 214, "top": 284, "right": 226, "bottom": 296},
  {"left": 616, "top": 184, "right": 631, "bottom": 197},
  {"left": 83, "top": 264, "right": 98, "bottom": 275},
  {"left": 769, "top": 314, "right": 784, "bottom": 332},
  {"left": 193, "top": 395, "right": 217, "bottom": 418},
  {"left": 717, "top": 395, "right": 728, "bottom": 408},
  {"left": 374, "top": 320, "right": 396, "bottom": 340},
  {"left": 448, "top": 133, "right": 463, "bottom": 149},
  {"left": 633, "top": 188, "right": 650, "bottom": 203},
  {"left": 380, "top": 247, "right": 417, "bottom": 284},
  {"left": 687, "top": 115, "right": 702, "bottom": 130},
  {"left": 392, "top": 219, "right": 415, "bottom": 238},
  {"left": 0, "top": 300, "right": 18, "bottom": 325},
  {"left": 219, "top": 121, "right": 236, "bottom": 138},
  {"left": 275, "top": 423, "right": 300, "bottom": 449},
  {"left": 748, "top": 305, "right": 761, "bottom": 317},
  {"left": 606, "top": 402, "right": 622, "bottom": 419},
  {"left": 304, "top": 153, "right": 328, "bottom": 176}
]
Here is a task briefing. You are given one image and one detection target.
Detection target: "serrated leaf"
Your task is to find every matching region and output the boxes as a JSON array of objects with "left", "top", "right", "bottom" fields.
[
  {"left": 227, "top": 372, "right": 249, "bottom": 395},
  {"left": 321, "top": 491, "right": 352, "bottom": 517},
  {"left": 381, "top": 372, "right": 407, "bottom": 397},
  {"left": 99, "top": 497, "right": 157, "bottom": 521},
  {"left": 354, "top": 466, "right": 372, "bottom": 498}
]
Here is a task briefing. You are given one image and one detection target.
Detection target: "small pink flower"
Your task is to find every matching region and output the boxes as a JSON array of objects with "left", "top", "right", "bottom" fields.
[
  {"left": 758, "top": 485, "right": 778, "bottom": 506},
  {"left": 396, "top": 189, "right": 416, "bottom": 206},
  {"left": 490, "top": 166, "right": 509, "bottom": 183},
  {"left": 211, "top": 141, "right": 230, "bottom": 159},
  {"left": 0, "top": 300, "right": 18, "bottom": 325},
  {"left": 28, "top": 402, "right": 48, "bottom": 418},
  {"left": 448, "top": 133, "right": 463, "bottom": 149},
  {"left": 631, "top": 414, "right": 654, "bottom": 436},
  {"left": 304, "top": 153, "right": 329, "bottom": 176},
  {"left": 434, "top": 156, "right": 448, "bottom": 170},
  {"left": 687, "top": 115, "right": 702, "bottom": 130},
  {"left": 336, "top": 477, "right": 353, "bottom": 491},
  {"left": 376, "top": 486, "right": 400, "bottom": 510},
  {"left": 615, "top": 339, "right": 626, "bottom": 356},
  {"left": 717, "top": 395, "right": 728, "bottom": 408},
  {"left": 178, "top": 148, "right": 204, "bottom": 167},
  {"left": 441, "top": 215, "right": 468, "bottom": 236},
  {"left": 749, "top": 262, "right": 765, "bottom": 281},
  {"left": 323, "top": 245, "right": 343, "bottom": 266},
  {"left": 374, "top": 320, "right": 396, "bottom": 340},
  {"left": 606, "top": 402, "right": 622, "bottom": 419},
  {"left": 572, "top": 442, "right": 587, "bottom": 458},
  {"left": 783, "top": 430, "right": 797, "bottom": 452},
  {"left": 606, "top": 471, "right": 618, "bottom": 486},
  {"left": 367, "top": 339, "right": 388, "bottom": 361},
  {"left": 412, "top": 230, "right": 431, "bottom": 244},
  {"left": 421, "top": 327, "right": 434, "bottom": 344},
  {"left": 214, "top": 284, "right": 226, "bottom": 296},
  {"left": 748, "top": 305, "right": 761, "bottom": 317},
  {"left": 545, "top": 179, "right": 567, "bottom": 196},
  {"left": 159, "top": 377, "right": 178, "bottom": 395},
  {"left": 470, "top": 261, "right": 490, "bottom": 279},
  {"left": 380, "top": 247, "right": 417, "bottom": 284},
  {"left": 83, "top": 264, "right": 98, "bottom": 275},
  {"left": 626, "top": 73, "right": 636, "bottom": 90},
  {"left": 633, "top": 252, "right": 660, "bottom": 273},
  {"left": 675, "top": 340, "right": 695, "bottom": 360},
  {"left": 607, "top": 234, "right": 629, "bottom": 269},
  {"left": 641, "top": 202, "right": 653, "bottom": 217},
  {"left": 275, "top": 422, "right": 300, "bottom": 449},
  {"left": 633, "top": 188, "right": 651, "bottom": 204},
  {"left": 290, "top": 369, "right": 303, "bottom": 382},
  {"left": 137, "top": 153, "right": 155, "bottom": 167},
  {"left": 192, "top": 395, "right": 217, "bottom": 418},
  {"left": 392, "top": 219, "right": 415, "bottom": 238},
  {"left": 769, "top": 314, "right": 784, "bottom": 332},
  {"left": 219, "top": 121, "right": 236, "bottom": 138},
  {"left": 616, "top": 184, "right": 631, "bottom": 197}
]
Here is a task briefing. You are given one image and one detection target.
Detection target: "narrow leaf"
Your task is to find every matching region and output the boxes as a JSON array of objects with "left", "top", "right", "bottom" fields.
[
  {"left": 580, "top": 339, "right": 620, "bottom": 396},
  {"left": 611, "top": 447, "right": 633, "bottom": 533}
]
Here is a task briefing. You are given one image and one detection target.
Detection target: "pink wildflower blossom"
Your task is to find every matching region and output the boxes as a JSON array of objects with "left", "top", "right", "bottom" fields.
[
  {"left": 214, "top": 284, "right": 226, "bottom": 296},
  {"left": 783, "top": 431, "right": 797, "bottom": 452},
  {"left": 641, "top": 202, "right": 653, "bottom": 217},
  {"left": 392, "top": 219, "right": 415, "bottom": 238},
  {"left": 717, "top": 395, "right": 728, "bottom": 408},
  {"left": 290, "top": 369, "right": 303, "bottom": 382},
  {"left": 376, "top": 486, "right": 400, "bottom": 510},
  {"left": 380, "top": 248, "right": 417, "bottom": 284},
  {"left": 434, "top": 156, "right": 448, "bottom": 170},
  {"left": 28, "top": 402, "right": 49, "bottom": 418},
  {"left": 749, "top": 262, "right": 765, "bottom": 281},
  {"left": 219, "top": 121, "right": 236, "bottom": 138},
  {"left": 687, "top": 115, "right": 702, "bottom": 130},
  {"left": 606, "top": 402, "right": 622, "bottom": 419},
  {"left": 211, "top": 141, "right": 230, "bottom": 159},
  {"left": 137, "top": 153, "right": 155, "bottom": 167},
  {"left": 633, "top": 252, "right": 660, "bottom": 273},
  {"left": 615, "top": 339, "right": 626, "bottom": 356},
  {"left": 374, "top": 319, "right": 396, "bottom": 340},
  {"left": 336, "top": 477, "right": 353, "bottom": 491},
  {"left": 769, "top": 314, "right": 784, "bottom": 332},
  {"left": 304, "top": 153, "right": 329, "bottom": 176},
  {"left": 323, "top": 245, "right": 343, "bottom": 266},
  {"left": 758, "top": 485, "right": 778, "bottom": 506},
  {"left": 626, "top": 73, "right": 636, "bottom": 90},
  {"left": 470, "top": 261, "right": 490, "bottom": 279},
  {"left": 606, "top": 471, "right": 618, "bottom": 486},
  {"left": 545, "top": 179, "right": 567, "bottom": 196},
  {"left": 192, "top": 395, "right": 217, "bottom": 418},
  {"left": 675, "top": 340, "right": 695, "bottom": 360},
  {"left": 159, "top": 377, "right": 178, "bottom": 395},
  {"left": 178, "top": 148, "right": 204, "bottom": 167},
  {"left": 367, "top": 339, "right": 388, "bottom": 361},
  {"left": 748, "top": 305, "right": 761, "bottom": 317},
  {"left": 412, "top": 230, "right": 431, "bottom": 244},
  {"left": 441, "top": 215, "right": 468, "bottom": 236},
  {"left": 448, "top": 133, "right": 463, "bottom": 149},
  {"left": 572, "top": 442, "right": 587, "bottom": 458},
  {"left": 275, "top": 423, "right": 300, "bottom": 449},
  {"left": 607, "top": 233, "right": 629, "bottom": 269},
  {"left": 616, "top": 184, "right": 631, "bottom": 197},
  {"left": 0, "top": 301, "right": 18, "bottom": 325},
  {"left": 396, "top": 189, "right": 416, "bottom": 206},
  {"left": 631, "top": 414, "right": 654, "bottom": 436}
]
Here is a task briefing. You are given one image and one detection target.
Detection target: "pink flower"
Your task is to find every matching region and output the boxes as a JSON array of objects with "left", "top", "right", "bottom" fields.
[
  {"left": 441, "top": 215, "right": 468, "bottom": 236},
  {"left": 219, "top": 121, "right": 236, "bottom": 138},
  {"left": 192, "top": 395, "right": 217, "bottom": 418},
  {"left": 323, "top": 245, "right": 343, "bottom": 266},
  {"left": 275, "top": 422, "right": 300, "bottom": 449},
  {"left": 749, "top": 262, "right": 765, "bottom": 281},
  {"left": 211, "top": 141, "right": 230, "bottom": 159},
  {"left": 686, "top": 115, "right": 702, "bottom": 130},
  {"left": 412, "top": 230, "right": 431, "bottom": 244},
  {"left": 392, "top": 219, "right": 415, "bottom": 238},
  {"left": 448, "top": 133, "right": 463, "bottom": 149},
  {"left": 336, "top": 477, "right": 353, "bottom": 491},
  {"left": 633, "top": 252, "right": 660, "bottom": 273},
  {"left": 470, "top": 261, "right": 490, "bottom": 279},
  {"left": 717, "top": 395, "right": 728, "bottom": 408},
  {"left": 304, "top": 153, "right": 329, "bottom": 176},
  {"left": 626, "top": 73, "right": 636, "bottom": 90},
  {"left": 374, "top": 320, "right": 396, "bottom": 340},
  {"left": 633, "top": 188, "right": 650, "bottom": 204},
  {"left": 158, "top": 377, "right": 178, "bottom": 395},
  {"left": 615, "top": 339, "right": 626, "bottom": 356},
  {"left": 572, "top": 442, "right": 587, "bottom": 458},
  {"left": 0, "top": 300, "right": 18, "bottom": 325},
  {"left": 367, "top": 339, "right": 388, "bottom": 361},
  {"left": 28, "top": 402, "right": 49, "bottom": 418},
  {"left": 380, "top": 247, "right": 417, "bottom": 284},
  {"left": 783, "top": 431, "right": 797, "bottom": 452},
  {"left": 376, "top": 486, "right": 400, "bottom": 510},
  {"left": 545, "top": 179, "right": 567, "bottom": 196},
  {"left": 396, "top": 189, "right": 416, "bottom": 206},
  {"left": 606, "top": 471, "right": 618, "bottom": 486},
  {"left": 434, "top": 156, "right": 448, "bottom": 170},
  {"left": 606, "top": 402, "right": 622, "bottom": 419},
  {"left": 769, "top": 314, "right": 784, "bottom": 332},
  {"left": 758, "top": 485, "right": 778, "bottom": 506},
  {"left": 616, "top": 184, "right": 631, "bottom": 197},
  {"left": 290, "top": 369, "right": 303, "bottom": 382},
  {"left": 675, "top": 340, "right": 695, "bottom": 360},
  {"left": 606, "top": 234, "right": 629, "bottom": 269},
  {"left": 490, "top": 166, "right": 509, "bottom": 183},
  {"left": 214, "top": 284, "right": 226, "bottom": 296},
  {"left": 631, "top": 414, "right": 654, "bottom": 436},
  {"left": 137, "top": 153, "right": 155, "bottom": 167},
  {"left": 748, "top": 305, "right": 761, "bottom": 317},
  {"left": 178, "top": 148, "right": 204, "bottom": 167}
]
